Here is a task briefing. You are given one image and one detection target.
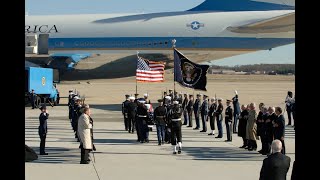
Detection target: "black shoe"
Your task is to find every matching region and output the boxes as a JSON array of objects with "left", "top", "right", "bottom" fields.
[
  {"left": 258, "top": 150, "right": 263, "bottom": 154},
  {"left": 239, "top": 145, "right": 246, "bottom": 148},
  {"left": 145, "top": 139, "right": 149, "bottom": 143},
  {"left": 158, "top": 143, "right": 161, "bottom": 146},
  {"left": 200, "top": 130, "right": 206, "bottom": 132},
  {"left": 125, "top": 128, "right": 128, "bottom": 131},
  {"left": 80, "top": 161, "right": 89, "bottom": 164},
  {"left": 178, "top": 150, "right": 181, "bottom": 154},
  {"left": 193, "top": 127, "right": 199, "bottom": 130},
  {"left": 40, "top": 153, "right": 48, "bottom": 155},
  {"left": 244, "top": 146, "right": 249, "bottom": 149},
  {"left": 131, "top": 131, "right": 134, "bottom": 134},
  {"left": 137, "top": 139, "right": 140, "bottom": 142},
  {"left": 182, "top": 123, "right": 187, "bottom": 125},
  {"left": 261, "top": 152, "right": 268, "bottom": 155},
  {"left": 208, "top": 133, "right": 213, "bottom": 135},
  {"left": 225, "top": 140, "right": 232, "bottom": 142},
  {"left": 128, "top": 130, "right": 131, "bottom": 133},
  {"left": 248, "top": 147, "right": 253, "bottom": 151},
  {"left": 173, "top": 152, "right": 177, "bottom": 154},
  {"left": 140, "top": 141, "right": 144, "bottom": 143},
  {"left": 215, "top": 136, "right": 222, "bottom": 138},
  {"left": 187, "top": 126, "right": 192, "bottom": 127},
  {"left": 161, "top": 141, "right": 164, "bottom": 145}
]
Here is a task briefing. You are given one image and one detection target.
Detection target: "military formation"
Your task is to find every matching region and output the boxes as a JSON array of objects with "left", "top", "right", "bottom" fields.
[
  {"left": 67, "top": 90, "right": 96, "bottom": 164},
  {"left": 121, "top": 90, "right": 295, "bottom": 156}
]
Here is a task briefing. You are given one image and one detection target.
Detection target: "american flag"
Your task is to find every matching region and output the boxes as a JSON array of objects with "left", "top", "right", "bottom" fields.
[{"left": 136, "top": 56, "right": 165, "bottom": 82}]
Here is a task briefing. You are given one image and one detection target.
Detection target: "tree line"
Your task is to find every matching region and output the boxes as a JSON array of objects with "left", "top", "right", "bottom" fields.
[{"left": 209, "top": 64, "right": 295, "bottom": 74}]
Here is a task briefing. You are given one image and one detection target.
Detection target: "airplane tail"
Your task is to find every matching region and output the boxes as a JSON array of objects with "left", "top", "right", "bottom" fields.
[{"left": 187, "top": 0, "right": 295, "bottom": 12}]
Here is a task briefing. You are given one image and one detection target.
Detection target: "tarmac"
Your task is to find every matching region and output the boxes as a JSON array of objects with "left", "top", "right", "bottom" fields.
[{"left": 25, "top": 104, "right": 295, "bottom": 180}]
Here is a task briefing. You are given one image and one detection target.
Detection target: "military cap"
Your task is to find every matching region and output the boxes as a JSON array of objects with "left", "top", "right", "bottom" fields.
[
  {"left": 158, "top": 99, "right": 163, "bottom": 102},
  {"left": 134, "top": 93, "right": 139, "bottom": 95},
  {"left": 143, "top": 93, "right": 148, "bottom": 97},
  {"left": 196, "top": 93, "right": 202, "bottom": 96},
  {"left": 169, "top": 89, "right": 173, "bottom": 91},
  {"left": 69, "top": 89, "right": 73, "bottom": 92},
  {"left": 203, "top": 94, "right": 208, "bottom": 97},
  {"left": 129, "top": 96, "right": 135, "bottom": 100},
  {"left": 173, "top": 101, "right": 179, "bottom": 105},
  {"left": 74, "top": 96, "right": 80, "bottom": 100},
  {"left": 211, "top": 97, "right": 216, "bottom": 101},
  {"left": 165, "top": 96, "right": 172, "bottom": 100},
  {"left": 189, "top": 94, "right": 193, "bottom": 97},
  {"left": 125, "top": 94, "right": 130, "bottom": 97},
  {"left": 226, "top": 99, "right": 232, "bottom": 102},
  {"left": 217, "top": 98, "right": 223, "bottom": 101},
  {"left": 138, "top": 100, "right": 145, "bottom": 104}
]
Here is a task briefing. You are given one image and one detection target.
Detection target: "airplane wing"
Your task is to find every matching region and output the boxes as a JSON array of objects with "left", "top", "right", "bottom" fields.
[{"left": 226, "top": 12, "right": 295, "bottom": 34}]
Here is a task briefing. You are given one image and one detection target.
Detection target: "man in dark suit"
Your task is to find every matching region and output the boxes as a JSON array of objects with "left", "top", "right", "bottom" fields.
[
  {"left": 186, "top": 94, "right": 194, "bottom": 127},
  {"left": 182, "top": 93, "right": 189, "bottom": 125},
  {"left": 232, "top": 90, "right": 240, "bottom": 133},
  {"left": 274, "top": 107, "right": 286, "bottom": 154},
  {"left": 259, "top": 139, "right": 291, "bottom": 180},
  {"left": 193, "top": 94, "right": 201, "bottom": 130}
]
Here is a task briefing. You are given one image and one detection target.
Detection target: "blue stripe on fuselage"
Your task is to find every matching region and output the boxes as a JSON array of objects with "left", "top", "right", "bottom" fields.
[
  {"left": 188, "top": 0, "right": 294, "bottom": 11},
  {"left": 48, "top": 37, "right": 295, "bottom": 50}
]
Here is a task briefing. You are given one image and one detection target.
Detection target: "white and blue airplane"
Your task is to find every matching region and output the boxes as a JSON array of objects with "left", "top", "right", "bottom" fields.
[{"left": 25, "top": 0, "right": 295, "bottom": 57}]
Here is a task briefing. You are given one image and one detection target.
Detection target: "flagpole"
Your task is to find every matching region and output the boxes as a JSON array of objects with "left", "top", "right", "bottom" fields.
[
  {"left": 172, "top": 39, "right": 176, "bottom": 97},
  {"left": 136, "top": 51, "right": 139, "bottom": 95}
]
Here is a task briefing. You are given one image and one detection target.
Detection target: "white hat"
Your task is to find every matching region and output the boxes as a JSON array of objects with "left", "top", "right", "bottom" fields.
[
  {"left": 173, "top": 101, "right": 179, "bottom": 105},
  {"left": 234, "top": 90, "right": 238, "bottom": 95},
  {"left": 129, "top": 96, "right": 135, "bottom": 100},
  {"left": 74, "top": 96, "right": 80, "bottom": 100},
  {"left": 144, "top": 93, "right": 148, "bottom": 97},
  {"left": 69, "top": 92, "right": 74, "bottom": 95},
  {"left": 165, "top": 96, "right": 171, "bottom": 100},
  {"left": 138, "top": 100, "right": 146, "bottom": 103},
  {"left": 211, "top": 97, "right": 216, "bottom": 101}
]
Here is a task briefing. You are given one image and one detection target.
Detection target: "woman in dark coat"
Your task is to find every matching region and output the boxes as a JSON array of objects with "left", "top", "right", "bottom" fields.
[{"left": 238, "top": 104, "right": 249, "bottom": 148}]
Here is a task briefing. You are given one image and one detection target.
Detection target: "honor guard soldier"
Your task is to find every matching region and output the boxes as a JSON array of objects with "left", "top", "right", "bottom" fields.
[
  {"left": 72, "top": 96, "right": 82, "bottom": 141},
  {"left": 134, "top": 93, "right": 139, "bottom": 104},
  {"left": 182, "top": 93, "right": 189, "bottom": 125},
  {"left": 68, "top": 90, "right": 74, "bottom": 121},
  {"left": 200, "top": 95, "right": 209, "bottom": 132},
  {"left": 164, "top": 96, "right": 172, "bottom": 143},
  {"left": 122, "top": 94, "right": 130, "bottom": 131},
  {"left": 136, "top": 100, "right": 150, "bottom": 143},
  {"left": 215, "top": 98, "right": 224, "bottom": 138},
  {"left": 225, "top": 99, "right": 233, "bottom": 141},
  {"left": 143, "top": 93, "right": 151, "bottom": 104},
  {"left": 39, "top": 105, "right": 49, "bottom": 155},
  {"left": 127, "top": 97, "right": 137, "bottom": 133},
  {"left": 30, "top": 89, "right": 37, "bottom": 109},
  {"left": 208, "top": 98, "right": 217, "bottom": 135},
  {"left": 168, "top": 89, "right": 173, "bottom": 100},
  {"left": 168, "top": 101, "right": 183, "bottom": 154},
  {"left": 193, "top": 94, "right": 202, "bottom": 130},
  {"left": 154, "top": 99, "right": 167, "bottom": 145},
  {"left": 186, "top": 94, "right": 194, "bottom": 127},
  {"left": 232, "top": 90, "right": 241, "bottom": 133}
]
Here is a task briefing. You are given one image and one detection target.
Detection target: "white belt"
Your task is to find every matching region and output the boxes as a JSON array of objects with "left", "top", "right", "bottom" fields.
[
  {"left": 171, "top": 118, "right": 181, "bottom": 121},
  {"left": 138, "top": 115, "right": 147, "bottom": 117}
]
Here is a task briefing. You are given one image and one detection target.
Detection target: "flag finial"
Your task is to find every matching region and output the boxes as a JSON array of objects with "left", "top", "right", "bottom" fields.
[{"left": 172, "top": 39, "right": 176, "bottom": 48}]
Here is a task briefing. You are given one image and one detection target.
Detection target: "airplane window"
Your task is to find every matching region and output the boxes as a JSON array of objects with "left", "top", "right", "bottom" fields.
[
  {"left": 159, "top": 42, "right": 163, "bottom": 45},
  {"left": 164, "top": 41, "right": 168, "bottom": 45},
  {"left": 148, "top": 42, "right": 152, "bottom": 46},
  {"left": 154, "top": 42, "right": 157, "bottom": 46}
]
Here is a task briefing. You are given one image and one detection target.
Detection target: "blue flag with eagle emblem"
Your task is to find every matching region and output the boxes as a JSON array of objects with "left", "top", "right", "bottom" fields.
[{"left": 174, "top": 48, "right": 209, "bottom": 91}]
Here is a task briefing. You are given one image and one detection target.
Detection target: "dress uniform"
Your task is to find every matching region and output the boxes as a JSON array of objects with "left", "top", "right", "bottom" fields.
[
  {"left": 122, "top": 95, "right": 130, "bottom": 131},
  {"left": 127, "top": 97, "right": 137, "bottom": 133},
  {"left": 30, "top": 89, "right": 36, "bottom": 109},
  {"left": 182, "top": 94, "right": 189, "bottom": 125},
  {"left": 143, "top": 93, "right": 151, "bottom": 104},
  {"left": 232, "top": 90, "right": 241, "bottom": 133},
  {"left": 72, "top": 97, "right": 82, "bottom": 141},
  {"left": 200, "top": 95, "right": 209, "bottom": 132},
  {"left": 208, "top": 98, "right": 217, "bottom": 135},
  {"left": 168, "top": 101, "right": 183, "bottom": 154},
  {"left": 186, "top": 94, "right": 194, "bottom": 127},
  {"left": 153, "top": 99, "right": 167, "bottom": 145},
  {"left": 164, "top": 96, "right": 172, "bottom": 143},
  {"left": 38, "top": 105, "right": 49, "bottom": 155},
  {"left": 136, "top": 100, "right": 150, "bottom": 143},
  {"left": 215, "top": 98, "right": 224, "bottom": 138},
  {"left": 193, "top": 94, "right": 201, "bottom": 130},
  {"left": 68, "top": 91, "right": 74, "bottom": 121},
  {"left": 225, "top": 100, "right": 233, "bottom": 141}
]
